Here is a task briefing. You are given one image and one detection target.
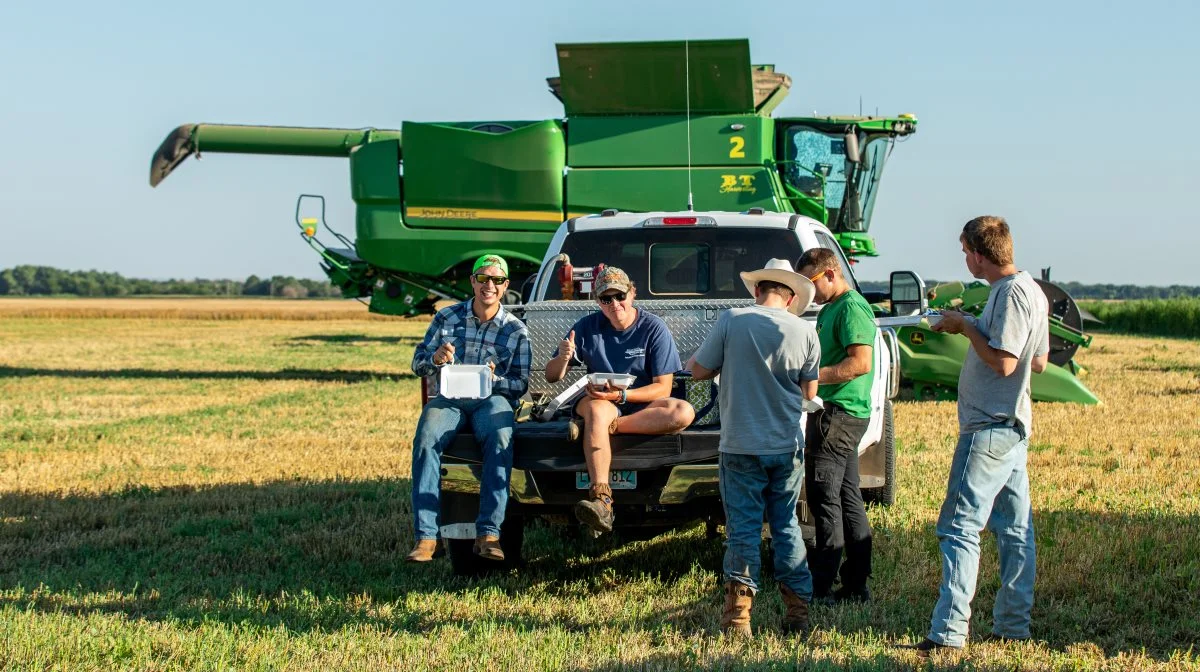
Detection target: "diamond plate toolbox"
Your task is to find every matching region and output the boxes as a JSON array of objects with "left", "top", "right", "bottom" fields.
[{"left": 522, "top": 299, "right": 755, "bottom": 399}]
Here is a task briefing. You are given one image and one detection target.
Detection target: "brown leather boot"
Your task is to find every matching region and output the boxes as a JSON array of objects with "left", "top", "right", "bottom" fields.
[
  {"left": 779, "top": 583, "right": 811, "bottom": 636},
  {"left": 405, "top": 539, "right": 439, "bottom": 563},
  {"left": 720, "top": 581, "right": 754, "bottom": 637},
  {"left": 472, "top": 535, "right": 505, "bottom": 562},
  {"left": 574, "top": 482, "right": 615, "bottom": 533}
]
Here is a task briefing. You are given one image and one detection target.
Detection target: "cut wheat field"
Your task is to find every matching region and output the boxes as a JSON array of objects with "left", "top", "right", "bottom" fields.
[{"left": 1, "top": 298, "right": 1197, "bottom": 671}]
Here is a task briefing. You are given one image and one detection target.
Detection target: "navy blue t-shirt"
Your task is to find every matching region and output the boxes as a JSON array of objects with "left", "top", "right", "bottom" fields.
[{"left": 556, "top": 309, "right": 682, "bottom": 389}]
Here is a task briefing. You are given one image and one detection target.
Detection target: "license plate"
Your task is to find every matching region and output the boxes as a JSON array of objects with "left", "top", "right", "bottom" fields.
[{"left": 576, "top": 470, "right": 637, "bottom": 490}]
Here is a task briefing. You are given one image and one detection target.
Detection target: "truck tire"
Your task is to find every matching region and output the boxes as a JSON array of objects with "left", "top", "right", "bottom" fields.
[
  {"left": 861, "top": 400, "right": 896, "bottom": 507},
  {"left": 446, "top": 514, "right": 526, "bottom": 577}
]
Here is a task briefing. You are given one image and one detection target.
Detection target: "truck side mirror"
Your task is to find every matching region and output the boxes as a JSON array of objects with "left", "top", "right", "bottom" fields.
[
  {"left": 890, "top": 270, "right": 927, "bottom": 316},
  {"left": 843, "top": 129, "right": 860, "bottom": 164}
]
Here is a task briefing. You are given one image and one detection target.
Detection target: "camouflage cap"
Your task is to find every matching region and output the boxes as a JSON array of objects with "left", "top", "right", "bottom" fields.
[
  {"left": 471, "top": 254, "right": 509, "bottom": 276},
  {"left": 594, "top": 266, "right": 632, "bottom": 296}
]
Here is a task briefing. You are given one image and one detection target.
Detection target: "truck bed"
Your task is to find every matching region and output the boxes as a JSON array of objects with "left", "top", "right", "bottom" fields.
[{"left": 445, "top": 421, "right": 721, "bottom": 471}]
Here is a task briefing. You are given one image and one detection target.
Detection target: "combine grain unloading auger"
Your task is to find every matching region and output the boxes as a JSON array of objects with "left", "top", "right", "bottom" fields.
[{"left": 148, "top": 38, "right": 1098, "bottom": 404}]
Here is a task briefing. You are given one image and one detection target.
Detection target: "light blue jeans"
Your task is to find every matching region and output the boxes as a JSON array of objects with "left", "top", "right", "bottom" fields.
[
  {"left": 719, "top": 451, "right": 813, "bottom": 598},
  {"left": 411, "top": 395, "right": 514, "bottom": 540},
  {"left": 929, "top": 422, "right": 1036, "bottom": 647}
]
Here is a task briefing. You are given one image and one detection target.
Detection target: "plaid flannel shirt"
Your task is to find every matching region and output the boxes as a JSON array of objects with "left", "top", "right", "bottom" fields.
[{"left": 411, "top": 299, "right": 531, "bottom": 402}]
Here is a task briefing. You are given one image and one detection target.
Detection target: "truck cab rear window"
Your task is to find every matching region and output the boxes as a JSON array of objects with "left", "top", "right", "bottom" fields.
[{"left": 546, "top": 228, "right": 804, "bottom": 300}]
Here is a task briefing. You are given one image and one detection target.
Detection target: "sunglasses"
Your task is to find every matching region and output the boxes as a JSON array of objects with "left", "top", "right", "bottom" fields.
[
  {"left": 473, "top": 273, "right": 508, "bottom": 285},
  {"left": 807, "top": 269, "right": 830, "bottom": 283},
  {"left": 597, "top": 291, "right": 628, "bottom": 305}
]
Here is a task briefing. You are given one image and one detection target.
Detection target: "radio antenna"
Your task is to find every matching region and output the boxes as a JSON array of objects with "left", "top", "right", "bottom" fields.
[{"left": 685, "top": 39, "right": 694, "bottom": 211}]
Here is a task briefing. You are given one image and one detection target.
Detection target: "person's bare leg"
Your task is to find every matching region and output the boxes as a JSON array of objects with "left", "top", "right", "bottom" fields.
[
  {"left": 613, "top": 398, "right": 695, "bottom": 435},
  {"left": 577, "top": 396, "right": 618, "bottom": 483}
]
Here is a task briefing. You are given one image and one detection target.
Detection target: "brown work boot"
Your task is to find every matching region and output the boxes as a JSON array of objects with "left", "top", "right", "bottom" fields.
[
  {"left": 574, "top": 482, "right": 615, "bottom": 533},
  {"left": 779, "top": 583, "right": 812, "bottom": 637},
  {"left": 721, "top": 581, "right": 754, "bottom": 637},
  {"left": 405, "top": 539, "right": 439, "bottom": 563},
  {"left": 472, "top": 535, "right": 505, "bottom": 562}
]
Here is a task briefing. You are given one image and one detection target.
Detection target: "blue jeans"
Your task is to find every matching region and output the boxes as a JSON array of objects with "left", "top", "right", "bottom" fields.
[
  {"left": 719, "top": 451, "right": 813, "bottom": 598},
  {"left": 929, "top": 422, "right": 1036, "bottom": 647},
  {"left": 411, "top": 395, "right": 515, "bottom": 540}
]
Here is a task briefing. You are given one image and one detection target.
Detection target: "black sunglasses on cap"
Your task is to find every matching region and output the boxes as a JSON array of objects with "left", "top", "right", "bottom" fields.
[
  {"left": 597, "top": 291, "right": 627, "bottom": 305},
  {"left": 473, "top": 273, "right": 509, "bottom": 285}
]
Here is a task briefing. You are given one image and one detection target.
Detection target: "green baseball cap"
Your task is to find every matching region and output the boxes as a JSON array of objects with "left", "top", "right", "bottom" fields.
[{"left": 471, "top": 254, "right": 509, "bottom": 276}]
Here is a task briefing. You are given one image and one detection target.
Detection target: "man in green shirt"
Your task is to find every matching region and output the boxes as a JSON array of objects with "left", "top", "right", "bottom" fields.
[{"left": 796, "top": 248, "right": 877, "bottom": 604}]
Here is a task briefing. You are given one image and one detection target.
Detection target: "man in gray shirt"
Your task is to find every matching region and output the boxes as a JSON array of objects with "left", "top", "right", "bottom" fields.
[
  {"left": 687, "top": 259, "right": 821, "bottom": 639},
  {"left": 913, "top": 216, "right": 1050, "bottom": 656}
]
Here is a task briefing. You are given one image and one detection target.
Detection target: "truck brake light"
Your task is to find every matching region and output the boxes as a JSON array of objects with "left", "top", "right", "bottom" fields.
[{"left": 642, "top": 215, "right": 717, "bottom": 227}]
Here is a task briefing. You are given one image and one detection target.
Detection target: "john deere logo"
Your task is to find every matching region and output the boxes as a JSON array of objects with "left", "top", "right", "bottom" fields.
[{"left": 910, "top": 331, "right": 925, "bottom": 346}]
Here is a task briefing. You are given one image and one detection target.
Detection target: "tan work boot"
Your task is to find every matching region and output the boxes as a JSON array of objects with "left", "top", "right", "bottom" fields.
[
  {"left": 405, "top": 539, "right": 439, "bottom": 563},
  {"left": 574, "top": 482, "right": 615, "bottom": 533},
  {"left": 721, "top": 581, "right": 754, "bottom": 637},
  {"left": 473, "top": 535, "right": 505, "bottom": 562},
  {"left": 779, "top": 583, "right": 812, "bottom": 636}
]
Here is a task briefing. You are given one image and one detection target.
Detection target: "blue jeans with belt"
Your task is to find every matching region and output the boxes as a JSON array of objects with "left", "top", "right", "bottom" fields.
[
  {"left": 719, "top": 450, "right": 813, "bottom": 598},
  {"left": 928, "top": 422, "right": 1036, "bottom": 646},
  {"left": 411, "top": 395, "right": 515, "bottom": 540}
]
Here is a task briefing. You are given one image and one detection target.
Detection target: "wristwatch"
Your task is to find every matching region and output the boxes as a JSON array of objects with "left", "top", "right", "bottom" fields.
[{"left": 617, "top": 389, "right": 627, "bottom": 405}]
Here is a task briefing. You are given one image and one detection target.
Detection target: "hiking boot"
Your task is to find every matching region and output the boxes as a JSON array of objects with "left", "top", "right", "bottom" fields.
[
  {"left": 720, "top": 581, "right": 754, "bottom": 637},
  {"left": 472, "top": 535, "right": 505, "bottom": 562},
  {"left": 405, "top": 539, "right": 439, "bottom": 563},
  {"left": 810, "top": 592, "right": 836, "bottom": 608},
  {"left": 778, "top": 583, "right": 811, "bottom": 636},
  {"left": 833, "top": 585, "right": 872, "bottom": 604},
  {"left": 574, "top": 482, "right": 615, "bottom": 533},
  {"left": 908, "top": 638, "right": 961, "bottom": 658}
]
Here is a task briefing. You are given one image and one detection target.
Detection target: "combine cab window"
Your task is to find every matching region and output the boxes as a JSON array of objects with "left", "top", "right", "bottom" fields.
[{"left": 546, "top": 228, "right": 803, "bottom": 300}]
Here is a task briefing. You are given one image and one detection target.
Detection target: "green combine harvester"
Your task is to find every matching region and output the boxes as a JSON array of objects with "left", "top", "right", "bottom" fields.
[{"left": 149, "top": 38, "right": 1098, "bottom": 404}]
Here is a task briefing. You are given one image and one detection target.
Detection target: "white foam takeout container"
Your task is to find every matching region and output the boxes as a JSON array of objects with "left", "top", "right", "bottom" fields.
[
  {"left": 439, "top": 364, "right": 493, "bottom": 399},
  {"left": 587, "top": 373, "right": 636, "bottom": 390}
]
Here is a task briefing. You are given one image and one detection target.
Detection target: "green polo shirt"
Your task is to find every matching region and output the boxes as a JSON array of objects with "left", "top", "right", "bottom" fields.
[{"left": 816, "top": 289, "right": 877, "bottom": 418}]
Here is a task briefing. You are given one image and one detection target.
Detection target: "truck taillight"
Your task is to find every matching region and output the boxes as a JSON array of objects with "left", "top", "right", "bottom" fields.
[{"left": 662, "top": 217, "right": 697, "bottom": 226}]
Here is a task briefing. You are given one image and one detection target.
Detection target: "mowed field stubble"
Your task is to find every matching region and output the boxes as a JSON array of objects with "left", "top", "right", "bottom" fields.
[{"left": 1, "top": 298, "right": 1198, "bottom": 671}]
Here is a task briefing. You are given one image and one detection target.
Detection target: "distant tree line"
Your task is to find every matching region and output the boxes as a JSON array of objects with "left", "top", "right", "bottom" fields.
[
  {"left": 0, "top": 266, "right": 341, "bottom": 298},
  {"left": 858, "top": 279, "right": 1200, "bottom": 300}
]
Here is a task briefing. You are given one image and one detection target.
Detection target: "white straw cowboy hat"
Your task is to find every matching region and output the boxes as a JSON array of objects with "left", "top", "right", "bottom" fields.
[{"left": 740, "top": 258, "right": 816, "bottom": 316}]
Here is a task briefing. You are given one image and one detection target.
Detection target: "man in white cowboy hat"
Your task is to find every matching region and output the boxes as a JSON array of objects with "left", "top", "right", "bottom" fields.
[{"left": 687, "top": 258, "right": 821, "bottom": 639}]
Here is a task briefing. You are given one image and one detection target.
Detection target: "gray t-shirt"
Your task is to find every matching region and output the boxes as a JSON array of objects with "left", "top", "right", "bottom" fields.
[
  {"left": 957, "top": 271, "right": 1050, "bottom": 435},
  {"left": 692, "top": 305, "right": 821, "bottom": 455}
]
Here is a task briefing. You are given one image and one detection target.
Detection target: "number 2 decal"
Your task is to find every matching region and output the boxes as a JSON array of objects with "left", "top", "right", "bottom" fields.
[{"left": 729, "top": 136, "right": 745, "bottom": 158}]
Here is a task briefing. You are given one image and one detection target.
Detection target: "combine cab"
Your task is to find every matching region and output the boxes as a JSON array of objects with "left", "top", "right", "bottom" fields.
[{"left": 149, "top": 38, "right": 1097, "bottom": 404}]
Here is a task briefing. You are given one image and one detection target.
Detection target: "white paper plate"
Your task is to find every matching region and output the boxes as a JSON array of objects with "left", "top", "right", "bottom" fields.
[
  {"left": 439, "top": 364, "right": 493, "bottom": 399},
  {"left": 587, "top": 372, "right": 636, "bottom": 390}
]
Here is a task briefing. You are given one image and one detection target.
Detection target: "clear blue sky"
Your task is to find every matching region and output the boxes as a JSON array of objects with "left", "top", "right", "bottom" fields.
[{"left": 2, "top": 0, "right": 1196, "bottom": 285}]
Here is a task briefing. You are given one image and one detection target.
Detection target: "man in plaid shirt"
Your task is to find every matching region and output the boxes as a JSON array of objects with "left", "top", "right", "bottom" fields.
[{"left": 406, "top": 254, "right": 532, "bottom": 564}]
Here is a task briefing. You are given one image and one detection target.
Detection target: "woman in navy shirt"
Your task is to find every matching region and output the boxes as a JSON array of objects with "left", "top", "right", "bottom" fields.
[{"left": 545, "top": 266, "right": 695, "bottom": 534}]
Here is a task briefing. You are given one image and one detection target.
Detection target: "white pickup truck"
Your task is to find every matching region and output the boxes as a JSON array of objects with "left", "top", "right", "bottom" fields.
[{"left": 435, "top": 209, "right": 927, "bottom": 575}]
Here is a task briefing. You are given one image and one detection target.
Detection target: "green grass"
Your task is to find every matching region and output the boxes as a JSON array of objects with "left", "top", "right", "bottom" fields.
[
  {"left": 1, "top": 306, "right": 1198, "bottom": 670},
  {"left": 1081, "top": 297, "right": 1200, "bottom": 338}
]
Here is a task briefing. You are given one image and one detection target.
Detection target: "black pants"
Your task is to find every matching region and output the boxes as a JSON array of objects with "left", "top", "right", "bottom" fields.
[{"left": 805, "top": 404, "right": 873, "bottom": 596}]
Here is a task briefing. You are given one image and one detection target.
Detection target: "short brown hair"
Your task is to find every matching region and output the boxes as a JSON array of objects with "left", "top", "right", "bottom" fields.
[
  {"left": 795, "top": 248, "right": 839, "bottom": 275},
  {"left": 960, "top": 216, "right": 1013, "bottom": 266},
  {"left": 756, "top": 280, "right": 794, "bottom": 300}
]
